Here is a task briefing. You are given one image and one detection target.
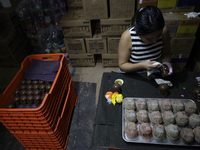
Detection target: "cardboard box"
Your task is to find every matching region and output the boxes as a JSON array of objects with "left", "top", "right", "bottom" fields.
[
  {"left": 175, "top": 6, "right": 195, "bottom": 12},
  {"left": 175, "top": 0, "right": 197, "bottom": 12},
  {"left": 107, "top": 37, "right": 120, "bottom": 54},
  {"left": 102, "top": 54, "right": 118, "bottom": 67},
  {"left": 157, "top": 0, "right": 177, "bottom": 12},
  {"left": 64, "top": 38, "right": 86, "bottom": 54},
  {"left": 171, "top": 53, "right": 190, "bottom": 62},
  {"left": 82, "top": 0, "right": 108, "bottom": 19},
  {"left": 100, "top": 18, "right": 131, "bottom": 38},
  {"left": 137, "top": 0, "right": 158, "bottom": 10},
  {"left": 163, "top": 13, "right": 179, "bottom": 37},
  {"left": 69, "top": 54, "right": 96, "bottom": 66},
  {"left": 168, "top": 26, "right": 178, "bottom": 37},
  {"left": 110, "top": 0, "right": 135, "bottom": 18},
  {"left": 176, "top": 12, "right": 200, "bottom": 37},
  {"left": 85, "top": 34, "right": 107, "bottom": 54},
  {"left": 172, "top": 62, "right": 187, "bottom": 73},
  {"left": 170, "top": 37, "right": 196, "bottom": 53},
  {"left": 60, "top": 9, "right": 93, "bottom": 38},
  {"left": 67, "top": 0, "right": 83, "bottom": 7}
]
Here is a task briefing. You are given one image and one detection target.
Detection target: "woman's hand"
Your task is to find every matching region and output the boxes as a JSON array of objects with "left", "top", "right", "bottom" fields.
[{"left": 140, "top": 61, "right": 160, "bottom": 71}]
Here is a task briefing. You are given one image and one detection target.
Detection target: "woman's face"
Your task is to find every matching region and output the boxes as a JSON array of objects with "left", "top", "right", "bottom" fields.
[{"left": 139, "top": 30, "right": 163, "bottom": 44}]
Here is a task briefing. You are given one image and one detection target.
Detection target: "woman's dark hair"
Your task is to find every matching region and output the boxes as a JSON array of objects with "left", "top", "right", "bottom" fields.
[{"left": 131, "top": 6, "right": 165, "bottom": 35}]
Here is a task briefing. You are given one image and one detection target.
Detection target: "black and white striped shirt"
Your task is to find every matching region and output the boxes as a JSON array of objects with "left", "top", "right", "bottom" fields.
[{"left": 129, "top": 27, "right": 163, "bottom": 63}]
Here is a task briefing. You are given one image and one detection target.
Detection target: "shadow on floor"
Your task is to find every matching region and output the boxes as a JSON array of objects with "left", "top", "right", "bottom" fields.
[{"left": 66, "top": 81, "right": 107, "bottom": 150}]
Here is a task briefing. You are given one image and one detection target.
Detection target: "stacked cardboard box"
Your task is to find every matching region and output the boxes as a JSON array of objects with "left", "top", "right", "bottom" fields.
[
  {"left": 83, "top": 0, "right": 108, "bottom": 20},
  {"left": 63, "top": 0, "right": 199, "bottom": 69},
  {"left": 0, "top": 7, "right": 32, "bottom": 67},
  {"left": 157, "top": 0, "right": 197, "bottom": 12},
  {"left": 67, "top": 0, "right": 83, "bottom": 8},
  {"left": 61, "top": 8, "right": 99, "bottom": 67},
  {"left": 110, "top": 0, "right": 135, "bottom": 18},
  {"left": 175, "top": 0, "right": 197, "bottom": 12},
  {"left": 169, "top": 12, "right": 200, "bottom": 72},
  {"left": 137, "top": 0, "right": 197, "bottom": 12},
  {"left": 137, "top": 0, "right": 158, "bottom": 9},
  {"left": 163, "top": 12, "right": 179, "bottom": 38},
  {"left": 100, "top": 0, "right": 133, "bottom": 66},
  {"left": 137, "top": 0, "right": 199, "bottom": 72},
  {"left": 61, "top": 0, "right": 133, "bottom": 67},
  {"left": 85, "top": 34, "right": 107, "bottom": 54},
  {"left": 176, "top": 12, "right": 200, "bottom": 37},
  {"left": 157, "top": 0, "right": 177, "bottom": 12},
  {"left": 161, "top": 10, "right": 200, "bottom": 72},
  {"left": 61, "top": 9, "right": 93, "bottom": 38}
]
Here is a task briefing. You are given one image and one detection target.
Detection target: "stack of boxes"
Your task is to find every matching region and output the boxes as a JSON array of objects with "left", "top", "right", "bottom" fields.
[
  {"left": 170, "top": 13, "right": 199, "bottom": 72},
  {"left": 157, "top": 0, "right": 178, "bottom": 12},
  {"left": 138, "top": 0, "right": 197, "bottom": 12},
  {"left": 138, "top": 0, "right": 200, "bottom": 72},
  {"left": 61, "top": 0, "right": 133, "bottom": 67},
  {"left": 101, "top": 0, "right": 133, "bottom": 66},
  {"left": 0, "top": 7, "right": 32, "bottom": 67},
  {"left": 137, "top": 0, "right": 158, "bottom": 9},
  {"left": 62, "top": 0, "right": 199, "bottom": 71}
]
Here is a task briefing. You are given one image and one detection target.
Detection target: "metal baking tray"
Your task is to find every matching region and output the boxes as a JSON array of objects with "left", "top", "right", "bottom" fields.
[{"left": 122, "top": 97, "right": 200, "bottom": 147}]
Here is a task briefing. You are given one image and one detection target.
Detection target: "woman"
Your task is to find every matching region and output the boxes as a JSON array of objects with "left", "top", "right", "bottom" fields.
[{"left": 118, "top": 6, "right": 171, "bottom": 73}]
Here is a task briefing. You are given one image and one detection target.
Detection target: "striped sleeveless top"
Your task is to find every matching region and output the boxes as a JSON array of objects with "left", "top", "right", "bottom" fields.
[{"left": 129, "top": 27, "right": 163, "bottom": 63}]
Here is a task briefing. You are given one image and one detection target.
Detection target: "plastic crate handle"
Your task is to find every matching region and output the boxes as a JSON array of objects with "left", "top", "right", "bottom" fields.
[{"left": 57, "top": 80, "right": 72, "bottom": 123}]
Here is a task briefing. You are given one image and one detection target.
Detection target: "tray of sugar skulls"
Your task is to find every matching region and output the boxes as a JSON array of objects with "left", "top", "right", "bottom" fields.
[{"left": 122, "top": 97, "right": 200, "bottom": 147}]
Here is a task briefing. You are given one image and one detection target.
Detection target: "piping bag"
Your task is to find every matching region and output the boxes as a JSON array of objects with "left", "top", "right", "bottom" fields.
[
  {"left": 147, "top": 62, "right": 162, "bottom": 76},
  {"left": 147, "top": 62, "right": 173, "bottom": 77}
]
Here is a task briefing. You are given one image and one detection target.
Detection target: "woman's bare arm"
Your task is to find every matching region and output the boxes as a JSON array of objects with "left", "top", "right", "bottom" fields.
[{"left": 118, "top": 30, "right": 159, "bottom": 72}]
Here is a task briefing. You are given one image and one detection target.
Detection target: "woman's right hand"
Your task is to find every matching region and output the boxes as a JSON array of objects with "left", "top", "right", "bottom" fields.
[{"left": 140, "top": 61, "right": 160, "bottom": 71}]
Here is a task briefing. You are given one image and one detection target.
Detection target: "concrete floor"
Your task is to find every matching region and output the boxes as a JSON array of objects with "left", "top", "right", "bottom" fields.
[{"left": 68, "top": 62, "right": 118, "bottom": 105}]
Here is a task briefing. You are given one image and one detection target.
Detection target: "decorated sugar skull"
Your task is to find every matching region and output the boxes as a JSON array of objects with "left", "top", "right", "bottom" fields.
[
  {"left": 159, "top": 84, "right": 169, "bottom": 97},
  {"left": 13, "top": 96, "right": 21, "bottom": 106},
  {"left": 27, "top": 95, "right": 34, "bottom": 106},
  {"left": 34, "top": 95, "right": 42, "bottom": 106},
  {"left": 21, "top": 95, "right": 27, "bottom": 106}
]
